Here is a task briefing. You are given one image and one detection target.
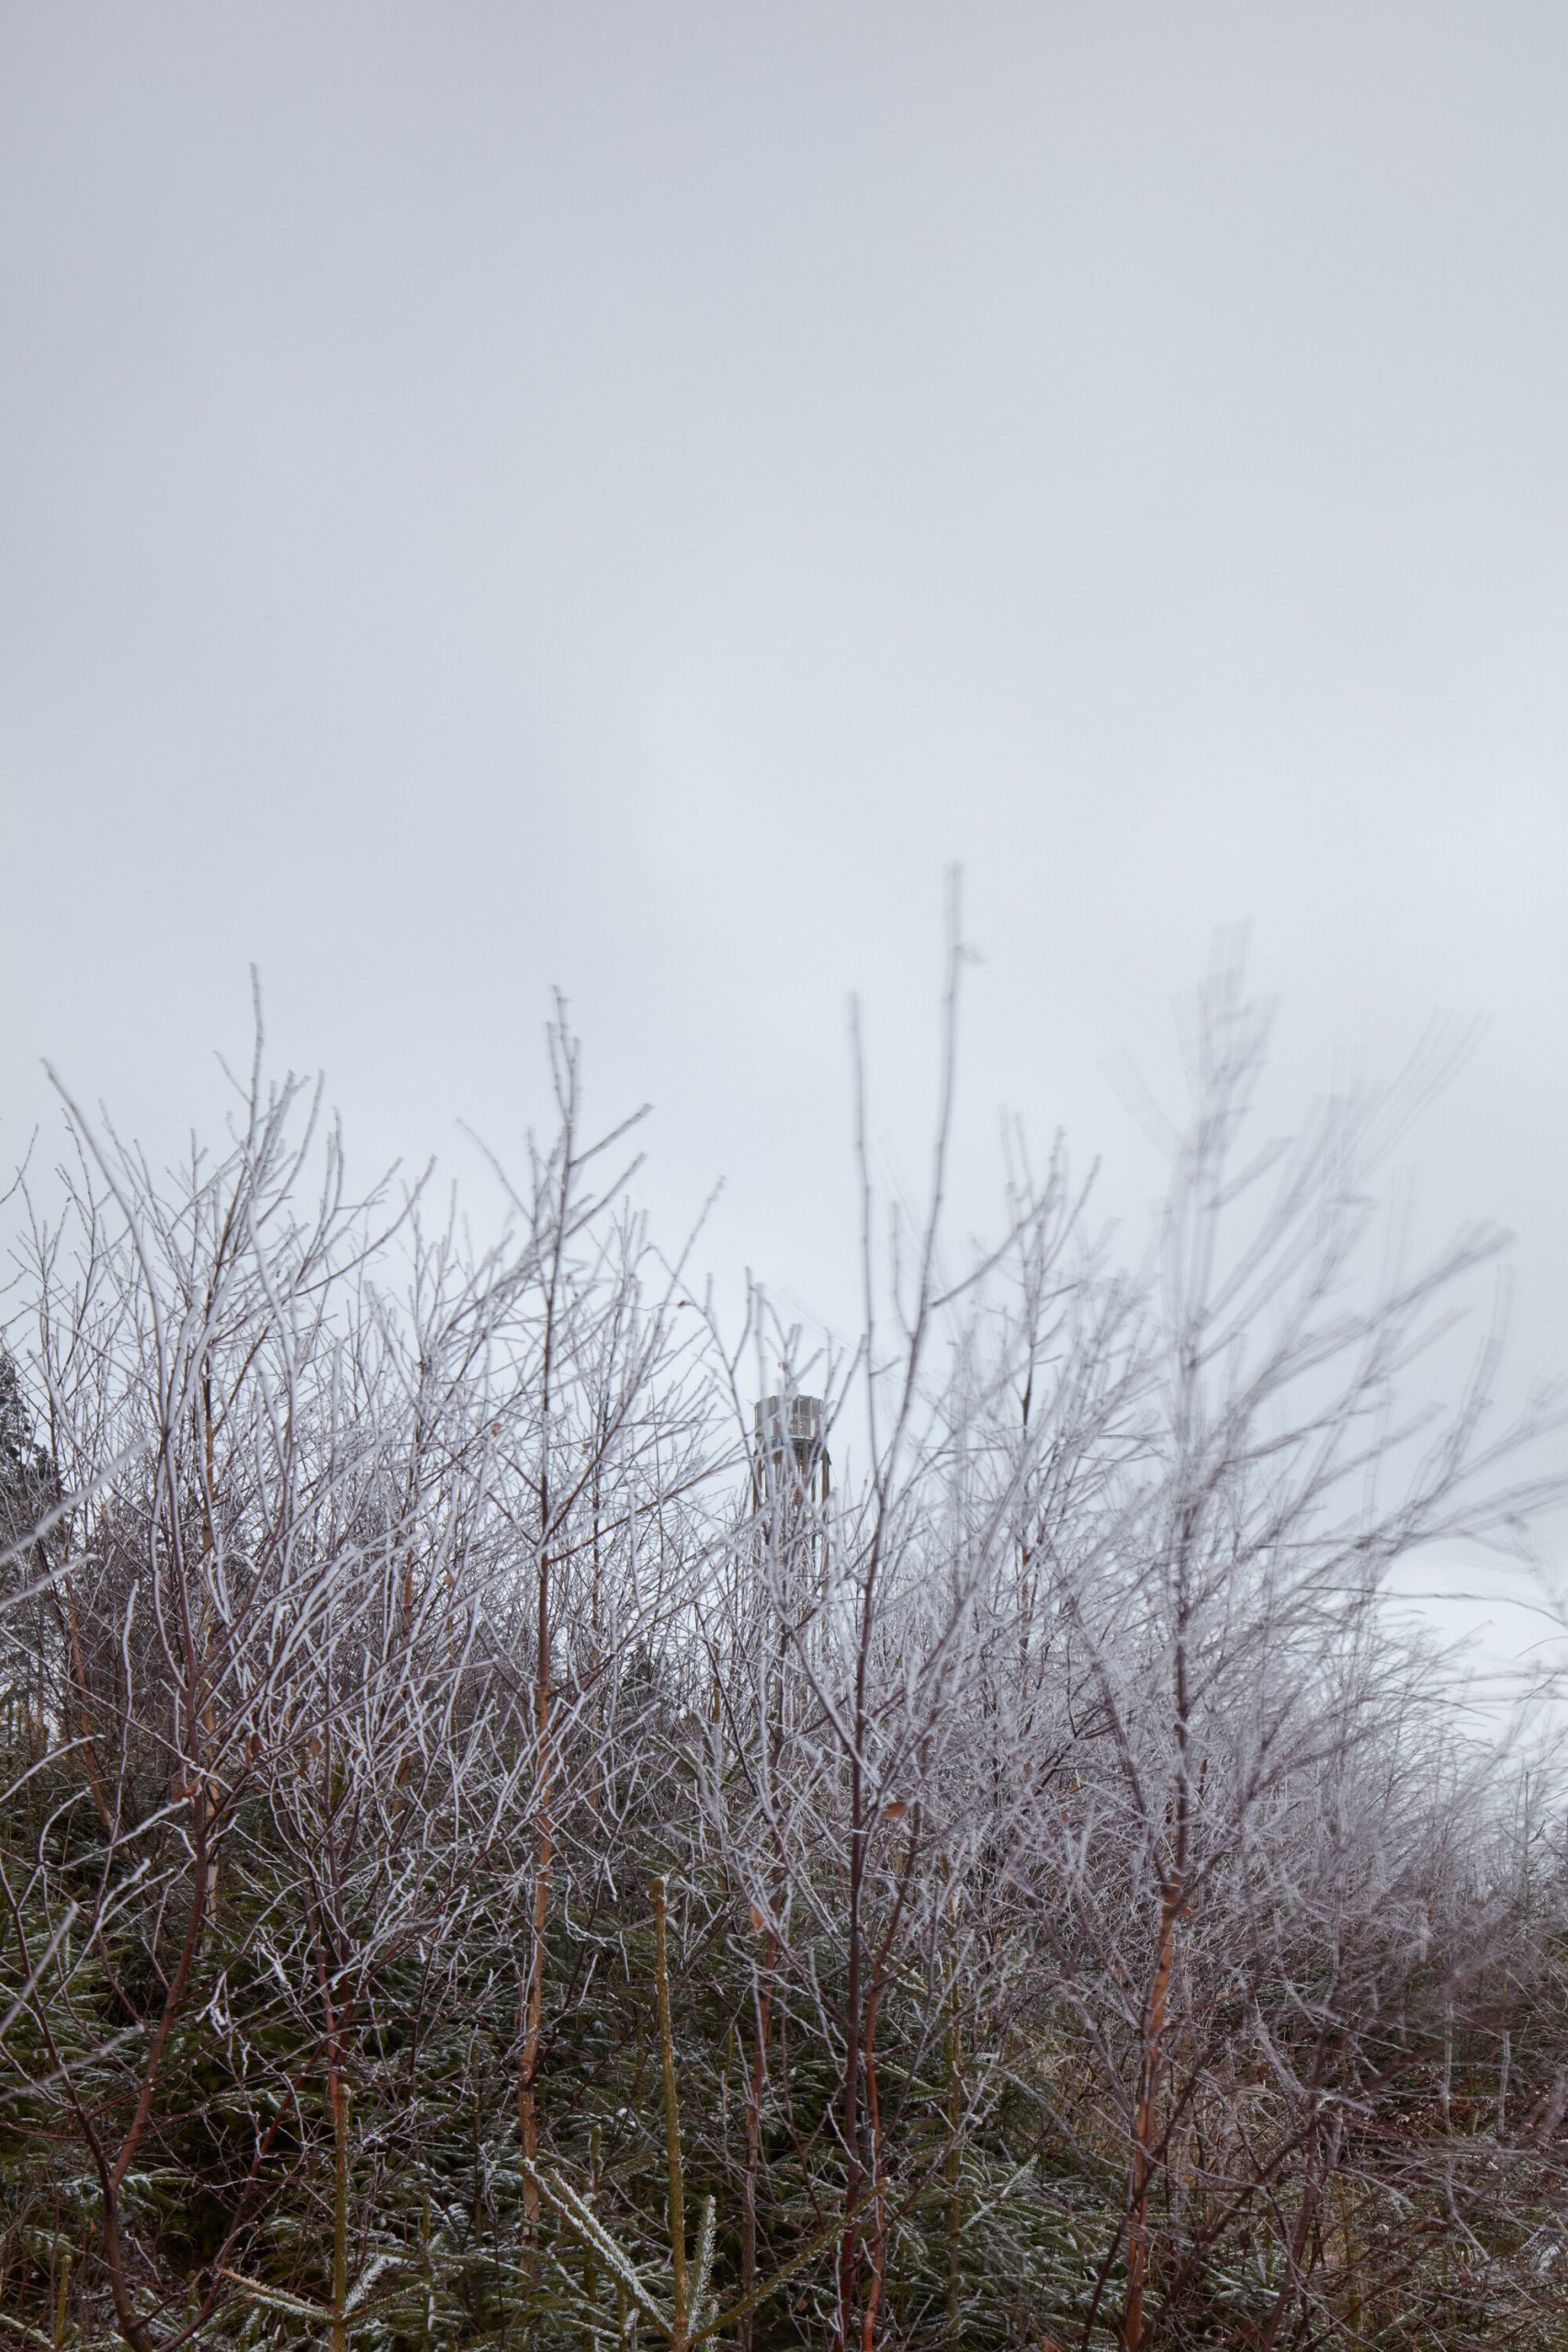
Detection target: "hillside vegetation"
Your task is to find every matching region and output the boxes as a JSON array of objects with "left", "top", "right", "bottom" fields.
[{"left": 3, "top": 966, "right": 1566, "bottom": 2351}]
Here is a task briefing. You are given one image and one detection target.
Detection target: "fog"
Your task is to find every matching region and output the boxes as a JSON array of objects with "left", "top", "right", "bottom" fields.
[{"left": 3, "top": 4, "right": 1564, "bottom": 1681}]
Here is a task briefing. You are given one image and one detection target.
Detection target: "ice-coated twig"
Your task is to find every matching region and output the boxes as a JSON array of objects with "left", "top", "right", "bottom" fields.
[{"left": 521, "top": 2157, "right": 673, "bottom": 2333}]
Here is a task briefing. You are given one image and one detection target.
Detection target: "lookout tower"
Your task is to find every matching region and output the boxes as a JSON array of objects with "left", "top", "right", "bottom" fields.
[
  {"left": 750, "top": 1391, "right": 830, "bottom": 1630},
  {"left": 750, "top": 1392, "right": 830, "bottom": 1514},
  {"left": 749, "top": 1394, "right": 830, "bottom": 1733}
]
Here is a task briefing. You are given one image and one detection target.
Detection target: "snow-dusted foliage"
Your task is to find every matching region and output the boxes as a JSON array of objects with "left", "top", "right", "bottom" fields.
[{"left": 2, "top": 962, "right": 1566, "bottom": 2350}]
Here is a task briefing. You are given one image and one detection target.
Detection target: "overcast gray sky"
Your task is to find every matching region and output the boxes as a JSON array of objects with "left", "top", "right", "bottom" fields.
[{"left": 3, "top": 2, "right": 1565, "bottom": 1545}]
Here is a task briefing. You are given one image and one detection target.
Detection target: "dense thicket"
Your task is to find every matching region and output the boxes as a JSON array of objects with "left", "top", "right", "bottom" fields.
[{"left": 3, "top": 967, "right": 1566, "bottom": 2352}]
